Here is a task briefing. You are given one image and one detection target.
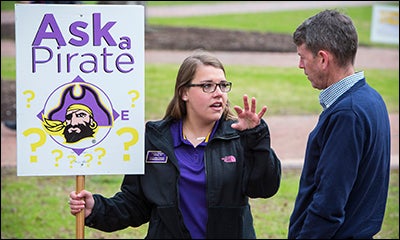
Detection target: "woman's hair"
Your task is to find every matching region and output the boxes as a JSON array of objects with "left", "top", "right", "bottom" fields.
[{"left": 163, "top": 50, "right": 235, "bottom": 120}]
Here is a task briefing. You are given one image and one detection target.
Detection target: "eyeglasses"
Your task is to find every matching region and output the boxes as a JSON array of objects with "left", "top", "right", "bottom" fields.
[{"left": 187, "top": 82, "right": 232, "bottom": 93}]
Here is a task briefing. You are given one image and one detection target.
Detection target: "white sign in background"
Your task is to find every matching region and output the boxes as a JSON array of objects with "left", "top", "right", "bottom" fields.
[
  {"left": 370, "top": 4, "right": 399, "bottom": 44},
  {"left": 15, "top": 4, "right": 145, "bottom": 176}
]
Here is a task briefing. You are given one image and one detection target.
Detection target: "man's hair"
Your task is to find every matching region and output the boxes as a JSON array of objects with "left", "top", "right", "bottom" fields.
[{"left": 293, "top": 9, "right": 358, "bottom": 67}]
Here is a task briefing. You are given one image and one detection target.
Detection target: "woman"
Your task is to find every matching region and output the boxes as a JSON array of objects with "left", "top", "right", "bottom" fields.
[{"left": 69, "top": 50, "right": 281, "bottom": 239}]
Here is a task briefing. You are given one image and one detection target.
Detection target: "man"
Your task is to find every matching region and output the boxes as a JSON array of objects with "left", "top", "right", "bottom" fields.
[{"left": 288, "top": 9, "right": 391, "bottom": 239}]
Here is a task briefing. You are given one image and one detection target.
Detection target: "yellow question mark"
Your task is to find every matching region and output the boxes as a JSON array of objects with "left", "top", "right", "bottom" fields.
[
  {"left": 94, "top": 147, "right": 106, "bottom": 165},
  {"left": 68, "top": 155, "right": 76, "bottom": 168},
  {"left": 128, "top": 90, "right": 140, "bottom": 107},
  {"left": 51, "top": 149, "right": 63, "bottom": 167},
  {"left": 84, "top": 153, "right": 93, "bottom": 167},
  {"left": 23, "top": 128, "right": 46, "bottom": 163},
  {"left": 116, "top": 127, "right": 139, "bottom": 161},
  {"left": 23, "top": 90, "right": 35, "bottom": 108}
]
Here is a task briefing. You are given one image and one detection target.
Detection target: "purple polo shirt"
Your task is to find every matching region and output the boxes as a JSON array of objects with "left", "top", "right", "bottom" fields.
[{"left": 170, "top": 120, "right": 219, "bottom": 239}]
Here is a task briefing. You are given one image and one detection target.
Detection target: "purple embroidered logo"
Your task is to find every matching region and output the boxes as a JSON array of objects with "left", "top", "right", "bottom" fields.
[{"left": 221, "top": 155, "right": 236, "bottom": 163}]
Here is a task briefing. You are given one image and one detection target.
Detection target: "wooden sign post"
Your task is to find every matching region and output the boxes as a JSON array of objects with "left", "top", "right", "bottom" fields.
[{"left": 76, "top": 175, "right": 85, "bottom": 239}]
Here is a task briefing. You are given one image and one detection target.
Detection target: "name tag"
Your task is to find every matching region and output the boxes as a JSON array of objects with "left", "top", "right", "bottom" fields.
[{"left": 146, "top": 150, "right": 168, "bottom": 163}]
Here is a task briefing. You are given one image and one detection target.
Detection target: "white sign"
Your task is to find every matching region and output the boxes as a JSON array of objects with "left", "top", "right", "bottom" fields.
[
  {"left": 370, "top": 4, "right": 399, "bottom": 44},
  {"left": 15, "top": 4, "right": 145, "bottom": 176}
]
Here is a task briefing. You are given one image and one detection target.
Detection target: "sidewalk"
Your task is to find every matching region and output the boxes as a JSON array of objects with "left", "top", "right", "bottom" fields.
[
  {"left": 2, "top": 1, "right": 392, "bottom": 20},
  {"left": 147, "top": 1, "right": 393, "bottom": 17},
  {"left": 1, "top": 40, "right": 398, "bottom": 70}
]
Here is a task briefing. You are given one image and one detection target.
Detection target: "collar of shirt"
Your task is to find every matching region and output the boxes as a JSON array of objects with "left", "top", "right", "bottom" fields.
[
  {"left": 319, "top": 71, "right": 364, "bottom": 110},
  {"left": 170, "top": 119, "right": 220, "bottom": 148}
]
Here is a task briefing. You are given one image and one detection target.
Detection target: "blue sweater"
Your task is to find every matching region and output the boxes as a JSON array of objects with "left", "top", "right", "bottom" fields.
[{"left": 288, "top": 79, "right": 391, "bottom": 239}]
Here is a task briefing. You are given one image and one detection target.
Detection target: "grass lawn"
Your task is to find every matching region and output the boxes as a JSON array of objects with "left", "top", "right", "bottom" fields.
[{"left": 1, "top": 168, "right": 398, "bottom": 238}]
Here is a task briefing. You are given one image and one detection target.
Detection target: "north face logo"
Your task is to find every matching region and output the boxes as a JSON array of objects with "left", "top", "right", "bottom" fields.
[{"left": 221, "top": 155, "right": 236, "bottom": 163}]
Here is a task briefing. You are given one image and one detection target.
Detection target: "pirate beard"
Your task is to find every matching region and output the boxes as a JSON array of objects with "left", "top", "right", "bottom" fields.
[{"left": 63, "top": 123, "right": 95, "bottom": 143}]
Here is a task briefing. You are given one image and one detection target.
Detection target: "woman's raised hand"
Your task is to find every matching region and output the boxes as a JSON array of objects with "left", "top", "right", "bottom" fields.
[{"left": 231, "top": 95, "right": 267, "bottom": 131}]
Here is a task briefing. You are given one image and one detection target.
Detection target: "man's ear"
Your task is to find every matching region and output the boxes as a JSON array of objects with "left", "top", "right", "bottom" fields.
[{"left": 318, "top": 50, "right": 330, "bottom": 69}]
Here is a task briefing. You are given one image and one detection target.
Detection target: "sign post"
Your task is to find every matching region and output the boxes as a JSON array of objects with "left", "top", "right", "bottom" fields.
[{"left": 76, "top": 175, "right": 85, "bottom": 239}]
